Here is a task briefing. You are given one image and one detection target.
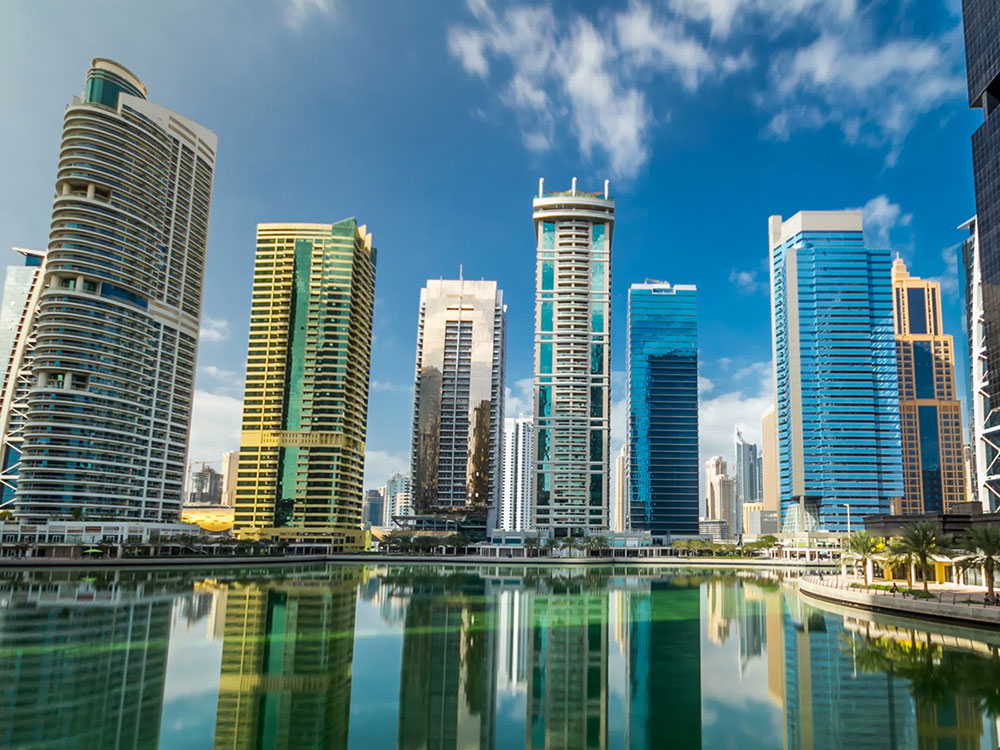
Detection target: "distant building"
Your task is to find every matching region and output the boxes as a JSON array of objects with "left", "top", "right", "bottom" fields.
[
  {"left": 233, "top": 220, "right": 376, "bottom": 551},
  {"left": 189, "top": 466, "right": 222, "bottom": 505},
  {"left": 532, "top": 178, "right": 613, "bottom": 534},
  {"left": 770, "top": 210, "right": 902, "bottom": 531},
  {"left": 891, "top": 258, "right": 966, "bottom": 513},
  {"left": 501, "top": 414, "right": 533, "bottom": 531},
  {"left": 761, "top": 406, "right": 779, "bottom": 514},
  {"left": 0, "top": 248, "right": 46, "bottom": 505},
  {"left": 410, "top": 279, "right": 506, "bottom": 527},
  {"left": 384, "top": 473, "right": 412, "bottom": 528},
  {"left": 362, "top": 489, "right": 385, "bottom": 528},
  {"left": 613, "top": 444, "right": 628, "bottom": 533},
  {"left": 699, "top": 519, "right": 729, "bottom": 542},
  {"left": 220, "top": 451, "right": 239, "bottom": 507},
  {"left": 734, "top": 428, "right": 758, "bottom": 511},
  {"left": 627, "top": 281, "right": 699, "bottom": 539},
  {"left": 705, "top": 456, "right": 737, "bottom": 540}
]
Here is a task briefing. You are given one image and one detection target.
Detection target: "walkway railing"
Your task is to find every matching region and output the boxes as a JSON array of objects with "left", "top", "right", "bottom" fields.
[{"left": 802, "top": 575, "right": 999, "bottom": 610}]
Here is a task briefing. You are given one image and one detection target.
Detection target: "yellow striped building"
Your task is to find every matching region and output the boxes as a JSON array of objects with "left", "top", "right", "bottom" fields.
[{"left": 234, "top": 220, "right": 376, "bottom": 550}]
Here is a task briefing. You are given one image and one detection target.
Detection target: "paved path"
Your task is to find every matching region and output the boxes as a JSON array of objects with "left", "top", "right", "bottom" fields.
[{"left": 798, "top": 575, "right": 1000, "bottom": 628}]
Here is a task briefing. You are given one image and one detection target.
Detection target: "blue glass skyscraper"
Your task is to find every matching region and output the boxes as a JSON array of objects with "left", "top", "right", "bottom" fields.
[
  {"left": 627, "top": 282, "right": 699, "bottom": 538},
  {"left": 769, "top": 211, "right": 902, "bottom": 532}
]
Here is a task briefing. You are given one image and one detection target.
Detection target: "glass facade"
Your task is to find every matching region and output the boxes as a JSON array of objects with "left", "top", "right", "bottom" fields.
[
  {"left": 892, "top": 258, "right": 966, "bottom": 514},
  {"left": 627, "top": 283, "right": 699, "bottom": 537},
  {"left": 770, "top": 212, "right": 903, "bottom": 531},
  {"left": 234, "top": 220, "right": 376, "bottom": 548},
  {"left": 532, "top": 183, "right": 614, "bottom": 532}
]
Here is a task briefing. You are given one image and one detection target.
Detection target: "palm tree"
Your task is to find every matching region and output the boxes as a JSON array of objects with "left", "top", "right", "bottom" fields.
[
  {"left": 584, "top": 536, "right": 609, "bottom": 557},
  {"left": 957, "top": 525, "right": 1000, "bottom": 596},
  {"left": 559, "top": 537, "right": 582, "bottom": 558},
  {"left": 523, "top": 537, "right": 540, "bottom": 558},
  {"left": 891, "top": 522, "right": 951, "bottom": 592},
  {"left": 845, "top": 530, "right": 880, "bottom": 585}
]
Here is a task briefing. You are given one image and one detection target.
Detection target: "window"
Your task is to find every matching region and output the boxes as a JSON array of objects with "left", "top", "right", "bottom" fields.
[
  {"left": 542, "top": 222, "right": 555, "bottom": 249},
  {"left": 592, "top": 223, "right": 605, "bottom": 251},
  {"left": 541, "top": 261, "right": 554, "bottom": 290},
  {"left": 591, "top": 344, "right": 603, "bottom": 375},
  {"left": 541, "top": 301, "right": 553, "bottom": 331},
  {"left": 540, "top": 343, "right": 552, "bottom": 374},
  {"left": 907, "top": 288, "right": 927, "bottom": 334},
  {"left": 538, "top": 386, "right": 551, "bottom": 417},
  {"left": 592, "top": 262, "right": 605, "bottom": 292},
  {"left": 913, "top": 340, "right": 935, "bottom": 398},
  {"left": 591, "top": 304, "right": 604, "bottom": 333}
]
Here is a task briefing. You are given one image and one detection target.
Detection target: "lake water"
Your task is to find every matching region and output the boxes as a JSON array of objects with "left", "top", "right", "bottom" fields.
[{"left": 1, "top": 563, "right": 998, "bottom": 749}]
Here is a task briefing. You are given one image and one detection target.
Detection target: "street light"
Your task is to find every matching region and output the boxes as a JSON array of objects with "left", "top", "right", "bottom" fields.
[{"left": 842, "top": 503, "right": 851, "bottom": 535}]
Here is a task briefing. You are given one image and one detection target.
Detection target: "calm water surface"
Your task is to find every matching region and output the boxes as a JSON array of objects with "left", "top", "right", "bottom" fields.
[{"left": 1, "top": 563, "right": 998, "bottom": 749}]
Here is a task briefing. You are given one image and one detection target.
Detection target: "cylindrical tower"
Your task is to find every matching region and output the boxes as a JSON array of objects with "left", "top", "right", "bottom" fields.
[
  {"left": 15, "top": 59, "right": 217, "bottom": 522},
  {"left": 531, "top": 179, "right": 614, "bottom": 533}
]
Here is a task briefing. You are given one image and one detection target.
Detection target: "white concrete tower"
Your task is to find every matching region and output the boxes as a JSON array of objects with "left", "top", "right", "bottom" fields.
[
  {"left": 15, "top": 59, "right": 217, "bottom": 522},
  {"left": 501, "top": 414, "right": 533, "bottom": 531},
  {"left": 532, "top": 178, "right": 614, "bottom": 534}
]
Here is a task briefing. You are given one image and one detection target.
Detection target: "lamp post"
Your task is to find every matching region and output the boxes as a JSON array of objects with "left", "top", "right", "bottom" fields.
[{"left": 842, "top": 503, "right": 852, "bottom": 535}]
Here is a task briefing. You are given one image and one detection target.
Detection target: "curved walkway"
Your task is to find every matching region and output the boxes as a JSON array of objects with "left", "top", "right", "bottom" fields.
[{"left": 798, "top": 575, "right": 1000, "bottom": 629}]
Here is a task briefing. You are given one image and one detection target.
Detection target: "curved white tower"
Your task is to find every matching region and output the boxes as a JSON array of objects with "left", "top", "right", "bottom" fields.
[{"left": 15, "top": 59, "right": 217, "bottom": 522}]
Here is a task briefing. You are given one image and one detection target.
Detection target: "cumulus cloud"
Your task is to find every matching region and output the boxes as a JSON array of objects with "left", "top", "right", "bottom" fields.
[
  {"left": 364, "top": 450, "right": 410, "bottom": 489},
  {"left": 187, "top": 390, "right": 243, "bottom": 464},
  {"left": 199, "top": 317, "right": 230, "bottom": 343},
  {"left": 854, "top": 194, "right": 913, "bottom": 249},
  {"left": 729, "top": 268, "right": 767, "bottom": 295},
  {"left": 929, "top": 243, "right": 961, "bottom": 298},
  {"left": 371, "top": 380, "right": 413, "bottom": 393},
  {"left": 283, "top": 0, "right": 335, "bottom": 30},
  {"left": 504, "top": 377, "right": 534, "bottom": 418},
  {"left": 449, "top": 0, "right": 963, "bottom": 175}
]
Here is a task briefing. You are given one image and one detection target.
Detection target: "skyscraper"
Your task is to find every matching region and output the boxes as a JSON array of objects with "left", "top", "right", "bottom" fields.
[
  {"left": 411, "top": 279, "right": 506, "bottom": 527},
  {"left": 892, "top": 258, "right": 966, "bottom": 513},
  {"left": 14, "top": 59, "right": 217, "bottom": 523},
  {"left": 704, "top": 457, "right": 736, "bottom": 539},
  {"left": 613, "top": 444, "right": 628, "bottom": 533},
  {"left": 533, "top": 178, "right": 613, "bottom": 534},
  {"left": 188, "top": 465, "right": 222, "bottom": 504},
  {"left": 0, "top": 248, "right": 46, "bottom": 505},
  {"left": 501, "top": 414, "right": 533, "bottom": 531},
  {"left": 761, "top": 406, "right": 779, "bottom": 514},
  {"left": 220, "top": 450, "right": 239, "bottom": 507},
  {"left": 362, "top": 488, "right": 385, "bottom": 528},
  {"left": 234, "top": 220, "right": 376, "bottom": 550},
  {"left": 627, "top": 282, "right": 699, "bottom": 538},
  {"left": 962, "top": 0, "right": 1000, "bottom": 512},
  {"left": 734, "top": 428, "right": 758, "bottom": 513},
  {"left": 383, "top": 472, "right": 412, "bottom": 528},
  {"left": 769, "top": 211, "right": 902, "bottom": 531}
]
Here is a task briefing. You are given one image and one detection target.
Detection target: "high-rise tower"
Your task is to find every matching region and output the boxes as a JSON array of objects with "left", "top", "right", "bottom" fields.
[
  {"left": 234, "top": 220, "right": 376, "bottom": 550},
  {"left": 15, "top": 59, "right": 216, "bottom": 522},
  {"left": 501, "top": 414, "right": 533, "bottom": 531},
  {"left": 734, "top": 429, "right": 758, "bottom": 508},
  {"left": 961, "top": 0, "right": 1000, "bottom": 511},
  {"left": 410, "top": 279, "right": 506, "bottom": 527},
  {"left": 892, "top": 258, "right": 966, "bottom": 513},
  {"left": 627, "top": 281, "right": 699, "bottom": 538},
  {"left": 769, "top": 211, "right": 902, "bottom": 531},
  {"left": 532, "top": 178, "right": 613, "bottom": 534}
]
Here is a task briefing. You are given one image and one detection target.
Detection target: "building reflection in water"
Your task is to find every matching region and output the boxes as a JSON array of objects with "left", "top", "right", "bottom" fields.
[
  {"left": 0, "top": 570, "right": 174, "bottom": 749},
  {"left": 213, "top": 567, "right": 362, "bottom": 750}
]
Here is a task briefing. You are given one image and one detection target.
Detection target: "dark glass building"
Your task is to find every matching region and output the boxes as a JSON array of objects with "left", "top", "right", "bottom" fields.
[
  {"left": 962, "top": 0, "right": 1000, "bottom": 511},
  {"left": 626, "top": 282, "right": 699, "bottom": 538}
]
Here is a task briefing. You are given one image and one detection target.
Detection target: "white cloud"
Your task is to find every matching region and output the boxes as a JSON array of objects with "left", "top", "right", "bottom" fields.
[
  {"left": 929, "top": 243, "right": 961, "bottom": 299},
  {"left": 202, "top": 364, "right": 236, "bottom": 381},
  {"left": 729, "top": 268, "right": 767, "bottom": 295},
  {"left": 504, "top": 377, "right": 534, "bottom": 418},
  {"left": 767, "top": 32, "right": 965, "bottom": 164},
  {"left": 698, "top": 375, "right": 714, "bottom": 394},
  {"left": 187, "top": 390, "right": 243, "bottom": 464},
  {"left": 364, "top": 449, "right": 410, "bottom": 489},
  {"left": 283, "top": 0, "right": 335, "bottom": 30},
  {"left": 199, "top": 317, "right": 230, "bottom": 343},
  {"left": 371, "top": 380, "right": 413, "bottom": 393},
  {"left": 854, "top": 194, "right": 913, "bottom": 248},
  {"left": 666, "top": 0, "right": 857, "bottom": 39}
]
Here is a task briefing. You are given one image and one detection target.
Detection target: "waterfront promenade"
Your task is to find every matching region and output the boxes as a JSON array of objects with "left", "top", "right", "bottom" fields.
[{"left": 799, "top": 575, "right": 1000, "bottom": 628}]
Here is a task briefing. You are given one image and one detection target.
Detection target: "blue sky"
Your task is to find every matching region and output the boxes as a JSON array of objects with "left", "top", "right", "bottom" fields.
[{"left": 0, "top": 0, "right": 978, "bottom": 491}]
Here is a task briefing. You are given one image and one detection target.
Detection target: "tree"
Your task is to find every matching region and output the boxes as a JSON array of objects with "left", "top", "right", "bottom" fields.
[
  {"left": 845, "top": 530, "right": 880, "bottom": 585},
  {"left": 957, "top": 525, "right": 1000, "bottom": 597},
  {"left": 0, "top": 510, "right": 13, "bottom": 521},
  {"left": 672, "top": 539, "right": 690, "bottom": 556},
  {"left": 584, "top": 536, "right": 609, "bottom": 557},
  {"left": 559, "top": 537, "right": 582, "bottom": 557},
  {"left": 891, "top": 522, "right": 951, "bottom": 592},
  {"left": 523, "top": 537, "right": 540, "bottom": 558}
]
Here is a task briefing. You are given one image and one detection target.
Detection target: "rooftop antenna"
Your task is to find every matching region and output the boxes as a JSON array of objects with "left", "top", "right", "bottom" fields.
[
  {"left": 604, "top": 179, "right": 609, "bottom": 200},
  {"left": 538, "top": 177, "right": 544, "bottom": 198},
  {"left": 571, "top": 176, "right": 577, "bottom": 196}
]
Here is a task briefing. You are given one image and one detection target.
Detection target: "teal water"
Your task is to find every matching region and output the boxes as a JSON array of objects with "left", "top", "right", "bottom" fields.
[{"left": 1, "top": 563, "right": 998, "bottom": 749}]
